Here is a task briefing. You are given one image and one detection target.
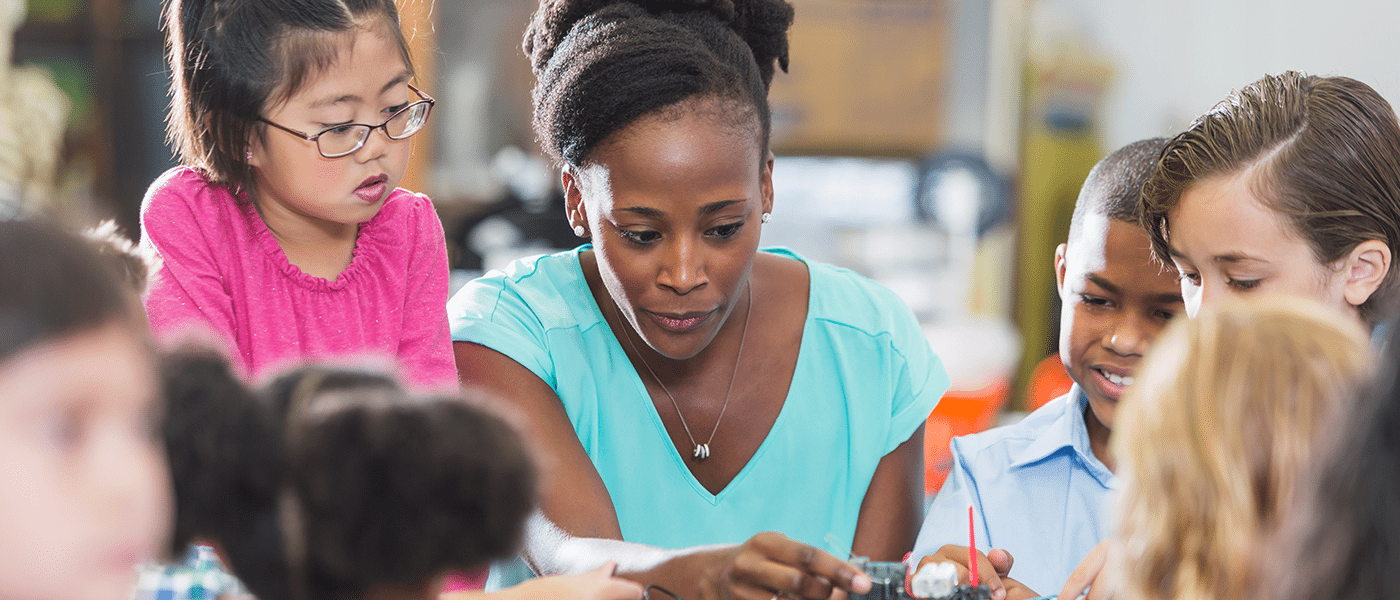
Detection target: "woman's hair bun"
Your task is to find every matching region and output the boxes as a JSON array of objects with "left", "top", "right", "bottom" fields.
[
  {"left": 725, "top": 0, "right": 792, "bottom": 87},
  {"left": 524, "top": 0, "right": 791, "bottom": 85},
  {"left": 523, "top": 0, "right": 793, "bottom": 166}
]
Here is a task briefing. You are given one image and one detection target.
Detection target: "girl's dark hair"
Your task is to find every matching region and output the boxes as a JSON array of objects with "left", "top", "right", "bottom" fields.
[
  {"left": 1140, "top": 71, "right": 1400, "bottom": 326},
  {"left": 163, "top": 354, "right": 536, "bottom": 600},
  {"left": 524, "top": 0, "right": 794, "bottom": 167},
  {"left": 164, "top": 0, "right": 414, "bottom": 193},
  {"left": 0, "top": 219, "right": 136, "bottom": 363},
  {"left": 1258, "top": 324, "right": 1400, "bottom": 600}
]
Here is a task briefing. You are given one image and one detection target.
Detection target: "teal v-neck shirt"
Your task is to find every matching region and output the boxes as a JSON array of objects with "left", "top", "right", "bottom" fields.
[{"left": 448, "top": 247, "right": 948, "bottom": 554}]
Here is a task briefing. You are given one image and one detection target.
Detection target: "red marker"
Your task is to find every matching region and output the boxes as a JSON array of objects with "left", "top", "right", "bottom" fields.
[{"left": 968, "top": 505, "right": 979, "bottom": 587}]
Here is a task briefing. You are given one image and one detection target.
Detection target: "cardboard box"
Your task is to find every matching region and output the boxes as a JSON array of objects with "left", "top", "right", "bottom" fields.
[{"left": 768, "top": 0, "right": 951, "bottom": 156}]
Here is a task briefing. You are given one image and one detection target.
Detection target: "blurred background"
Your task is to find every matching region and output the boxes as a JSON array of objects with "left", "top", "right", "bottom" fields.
[{"left": 7, "top": 0, "right": 1400, "bottom": 492}]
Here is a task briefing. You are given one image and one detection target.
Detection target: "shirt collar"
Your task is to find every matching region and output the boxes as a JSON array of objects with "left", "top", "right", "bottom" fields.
[{"left": 1009, "top": 384, "right": 1118, "bottom": 488}]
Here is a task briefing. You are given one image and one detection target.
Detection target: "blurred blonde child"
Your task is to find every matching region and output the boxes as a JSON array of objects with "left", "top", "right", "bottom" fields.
[
  {"left": 1060, "top": 298, "right": 1372, "bottom": 600},
  {"left": 1255, "top": 312, "right": 1400, "bottom": 600}
]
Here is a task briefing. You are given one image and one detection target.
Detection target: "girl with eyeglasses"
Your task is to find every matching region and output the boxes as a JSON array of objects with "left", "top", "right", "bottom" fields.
[{"left": 140, "top": 0, "right": 454, "bottom": 393}]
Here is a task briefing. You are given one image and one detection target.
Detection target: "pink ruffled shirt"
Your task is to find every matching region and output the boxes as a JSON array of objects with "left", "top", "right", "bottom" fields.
[{"left": 139, "top": 167, "right": 457, "bottom": 392}]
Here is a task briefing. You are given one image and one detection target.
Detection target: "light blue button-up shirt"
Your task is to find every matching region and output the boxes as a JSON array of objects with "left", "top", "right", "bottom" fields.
[{"left": 912, "top": 386, "right": 1118, "bottom": 596}]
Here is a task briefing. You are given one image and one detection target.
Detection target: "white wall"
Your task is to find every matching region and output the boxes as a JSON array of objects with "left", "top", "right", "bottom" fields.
[{"left": 1061, "top": 0, "right": 1400, "bottom": 151}]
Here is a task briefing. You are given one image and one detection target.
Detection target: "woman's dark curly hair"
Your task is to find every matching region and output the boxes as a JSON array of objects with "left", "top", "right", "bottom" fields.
[
  {"left": 524, "top": 0, "right": 794, "bottom": 167},
  {"left": 163, "top": 354, "right": 537, "bottom": 600}
]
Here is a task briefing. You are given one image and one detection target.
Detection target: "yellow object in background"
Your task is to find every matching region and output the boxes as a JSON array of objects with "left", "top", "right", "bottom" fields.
[{"left": 1012, "top": 45, "right": 1112, "bottom": 409}]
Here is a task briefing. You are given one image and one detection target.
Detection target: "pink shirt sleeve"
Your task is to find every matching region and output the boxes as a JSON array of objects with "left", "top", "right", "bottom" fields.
[
  {"left": 140, "top": 171, "right": 245, "bottom": 372},
  {"left": 396, "top": 195, "right": 458, "bottom": 393}
]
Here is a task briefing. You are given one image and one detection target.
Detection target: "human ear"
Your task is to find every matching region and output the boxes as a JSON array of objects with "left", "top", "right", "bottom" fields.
[
  {"left": 1054, "top": 243, "right": 1069, "bottom": 300},
  {"left": 246, "top": 135, "right": 265, "bottom": 169},
  {"left": 562, "top": 166, "right": 589, "bottom": 237},
  {"left": 1342, "top": 239, "right": 1392, "bottom": 307},
  {"left": 760, "top": 151, "right": 775, "bottom": 217}
]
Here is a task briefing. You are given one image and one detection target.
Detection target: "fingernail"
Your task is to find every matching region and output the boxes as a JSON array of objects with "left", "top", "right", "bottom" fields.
[
  {"left": 994, "top": 588, "right": 1006, "bottom": 600},
  {"left": 852, "top": 573, "right": 872, "bottom": 593}
]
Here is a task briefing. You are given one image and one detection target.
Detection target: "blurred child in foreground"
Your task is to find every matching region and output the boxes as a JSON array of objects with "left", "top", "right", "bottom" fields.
[
  {"left": 159, "top": 352, "right": 643, "bottom": 600},
  {"left": 1074, "top": 298, "right": 1372, "bottom": 600},
  {"left": 0, "top": 220, "right": 172, "bottom": 600}
]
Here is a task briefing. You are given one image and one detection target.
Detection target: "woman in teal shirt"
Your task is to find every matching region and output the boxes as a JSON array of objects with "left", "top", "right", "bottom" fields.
[{"left": 449, "top": 0, "right": 948, "bottom": 596}]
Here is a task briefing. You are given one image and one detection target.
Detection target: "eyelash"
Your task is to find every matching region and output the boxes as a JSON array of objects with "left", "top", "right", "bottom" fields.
[
  {"left": 617, "top": 221, "right": 746, "bottom": 246},
  {"left": 1082, "top": 294, "right": 1177, "bottom": 323},
  {"left": 1080, "top": 294, "right": 1111, "bottom": 308},
  {"left": 318, "top": 103, "right": 411, "bottom": 130},
  {"left": 1176, "top": 272, "right": 1261, "bottom": 291},
  {"left": 618, "top": 230, "right": 661, "bottom": 245}
]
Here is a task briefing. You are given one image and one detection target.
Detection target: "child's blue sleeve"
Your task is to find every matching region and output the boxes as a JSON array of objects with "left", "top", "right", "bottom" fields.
[{"left": 913, "top": 436, "right": 989, "bottom": 559}]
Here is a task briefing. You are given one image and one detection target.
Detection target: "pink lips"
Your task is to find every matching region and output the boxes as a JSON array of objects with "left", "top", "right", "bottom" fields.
[
  {"left": 1090, "top": 365, "right": 1132, "bottom": 401},
  {"left": 648, "top": 310, "right": 713, "bottom": 332},
  {"left": 354, "top": 175, "right": 388, "bottom": 204}
]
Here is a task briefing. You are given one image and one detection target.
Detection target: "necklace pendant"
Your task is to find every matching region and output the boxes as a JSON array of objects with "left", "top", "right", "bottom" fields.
[{"left": 693, "top": 443, "right": 710, "bottom": 460}]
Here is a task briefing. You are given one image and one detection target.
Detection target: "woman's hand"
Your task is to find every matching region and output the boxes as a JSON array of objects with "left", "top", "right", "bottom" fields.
[
  {"left": 687, "top": 532, "right": 873, "bottom": 600},
  {"left": 914, "top": 545, "right": 1038, "bottom": 600}
]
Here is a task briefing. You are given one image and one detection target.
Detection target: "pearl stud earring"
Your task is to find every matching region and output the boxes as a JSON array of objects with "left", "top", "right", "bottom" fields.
[
  {"left": 574, "top": 225, "right": 587, "bottom": 238},
  {"left": 761, "top": 212, "right": 771, "bottom": 223}
]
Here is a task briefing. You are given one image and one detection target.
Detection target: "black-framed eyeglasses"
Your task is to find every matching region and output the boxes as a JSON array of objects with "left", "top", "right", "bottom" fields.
[{"left": 259, "top": 84, "right": 435, "bottom": 159}]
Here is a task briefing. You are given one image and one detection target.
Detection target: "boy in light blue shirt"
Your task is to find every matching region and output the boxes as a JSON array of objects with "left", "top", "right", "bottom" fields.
[{"left": 912, "top": 138, "right": 1184, "bottom": 598}]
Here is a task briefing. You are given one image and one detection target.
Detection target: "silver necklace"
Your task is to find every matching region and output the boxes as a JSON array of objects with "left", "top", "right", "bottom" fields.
[{"left": 617, "top": 285, "right": 752, "bottom": 461}]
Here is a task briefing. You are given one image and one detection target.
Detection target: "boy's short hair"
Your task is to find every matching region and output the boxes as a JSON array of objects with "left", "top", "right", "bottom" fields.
[{"left": 1068, "top": 137, "right": 1171, "bottom": 242}]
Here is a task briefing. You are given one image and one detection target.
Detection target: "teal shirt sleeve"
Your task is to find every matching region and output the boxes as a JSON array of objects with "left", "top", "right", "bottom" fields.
[
  {"left": 447, "top": 256, "right": 557, "bottom": 387},
  {"left": 812, "top": 261, "right": 948, "bottom": 455},
  {"left": 884, "top": 287, "right": 948, "bottom": 454}
]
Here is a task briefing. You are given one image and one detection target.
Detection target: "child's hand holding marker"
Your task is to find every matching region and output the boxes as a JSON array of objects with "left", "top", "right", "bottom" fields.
[
  {"left": 914, "top": 546, "right": 1037, "bottom": 600},
  {"left": 914, "top": 508, "right": 1038, "bottom": 600}
]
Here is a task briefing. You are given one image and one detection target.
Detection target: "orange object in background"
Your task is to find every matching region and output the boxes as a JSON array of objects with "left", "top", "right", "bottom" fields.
[
  {"left": 1027, "top": 353, "right": 1073, "bottom": 412},
  {"left": 923, "top": 380, "right": 1009, "bottom": 495}
]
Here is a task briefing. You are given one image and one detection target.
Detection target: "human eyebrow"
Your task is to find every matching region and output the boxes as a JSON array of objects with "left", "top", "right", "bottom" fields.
[
  {"left": 309, "top": 92, "right": 357, "bottom": 110},
  {"left": 698, "top": 199, "right": 746, "bottom": 215},
  {"left": 617, "top": 206, "right": 665, "bottom": 218},
  {"left": 381, "top": 71, "right": 411, "bottom": 95},
  {"left": 307, "top": 71, "right": 414, "bottom": 109},
  {"left": 1085, "top": 274, "right": 1121, "bottom": 295},
  {"left": 1212, "top": 251, "right": 1268, "bottom": 265},
  {"left": 1153, "top": 292, "right": 1186, "bottom": 304}
]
